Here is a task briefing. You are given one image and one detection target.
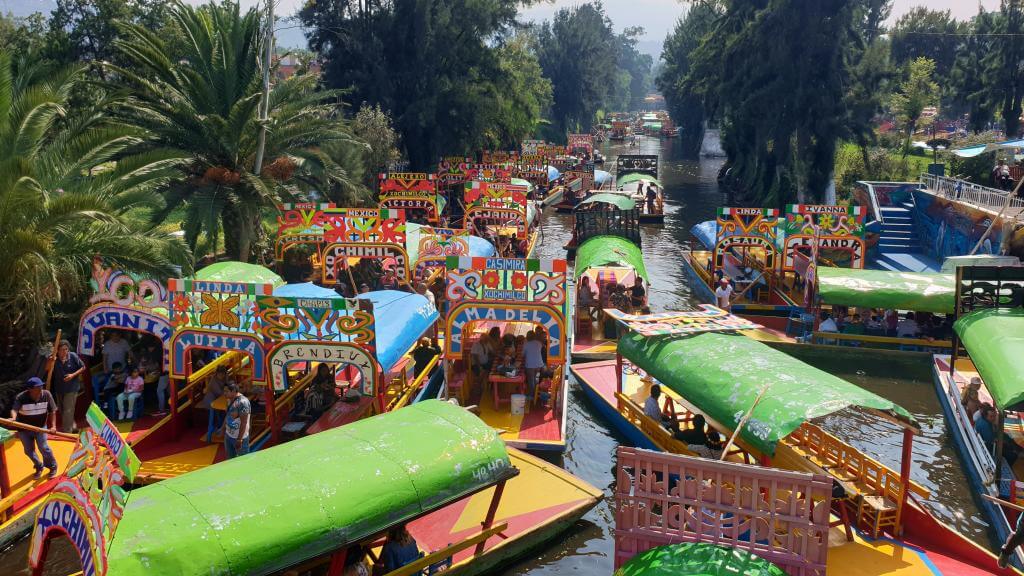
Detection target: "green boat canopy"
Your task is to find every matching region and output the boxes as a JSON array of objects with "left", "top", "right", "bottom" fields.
[
  {"left": 577, "top": 192, "right": 636, "bottom": 211},
  {"left": 816, "top": 267, "right": 955, "bottom": 313},
  {"left": 194, "top": 261, "right": 285, "bottom": 287},
  {"left": 511, "top": 177, "right": 536, "bottom": 192},
  {"left": 618, "top": 332, "right": 916, "bottom": 456},
  {"left": 107, "top": 400, "right": 515, "bottom": 576},
  {"left": 0, "top": 427, "right": 11, "bottom": 443},
  {"left": 575, "top": 236, "right": 649, "bottom": 283},
  {"left": 616, "top": 173, "right": 662, "bottom": 188},
  {"left": 955, "top": 308, "right": 1024, "bottom": 411},
  {"left": 614, "top": 543, "right": 786, "bottom": 576}
]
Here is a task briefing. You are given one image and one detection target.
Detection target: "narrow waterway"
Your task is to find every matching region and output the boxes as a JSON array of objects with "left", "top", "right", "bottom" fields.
[{"left": 0, "top": 135, "right": 987, "bottom": 575}]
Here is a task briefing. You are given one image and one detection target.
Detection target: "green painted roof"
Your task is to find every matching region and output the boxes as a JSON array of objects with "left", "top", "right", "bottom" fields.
[
  {"left": 195, "top": 261, "right": 285, "bottom": 287},
  {"left": 107, "top": 400, "right": 514, "bottom": 575},
  {"left": 618, "top": 332, "right": 915, "bottom": 456},
  {"left": 817, "top": 267, "right": 955, "bottom": 313},
  {"left": 955, "top": 308, "right": 1024, "bottom": 410},
  {"left": 577, "top": 192, "right": 636, "bottom": 211},
  {"left": 616, "top": 173, "right": 662, "bottom": 187},
  {"left": 575, "top": 236, "right": 649, "bottom": 283},
  {"left": 511, "top": 177, "right": 536, "bottom": 192},
  {"left": 614, "top": 543, "right": 786, "bottom": 576}
]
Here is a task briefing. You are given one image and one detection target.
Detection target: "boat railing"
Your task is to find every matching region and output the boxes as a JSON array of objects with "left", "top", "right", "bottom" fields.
[
  {"left": 936, "top": 366, "right": 1000, "bottom": 490},
  {"left": 174, "top": 352, "right": 243, "bottom": 409},
  {"left": 809, "top": 331, "right": 952, "bottom": 352},
  {"left": 384, "top": 353, "right": 439, "bottom": 413},
  {"left": 786, "top": 422, "right": 929, "bottom": 536},
  {"left": 614, "top": 392, "right": 695, "bottom": 456},
  {"left": 920, "top": 173, "right": 1024, "bottom": 214}
]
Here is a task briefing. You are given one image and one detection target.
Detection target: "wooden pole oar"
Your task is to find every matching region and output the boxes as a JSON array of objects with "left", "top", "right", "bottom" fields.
[
  {"left": 719, "top": 383, "right": 771, "bottom": 461},
  {"left": 0, "top": 418, "right": 77, "bottom": 441},
  {"left": 983, "top": 493, "right": 1024, "bottom": 513},
  {"left": 43, "top": 329, "right": 62, "bottom": 392}
]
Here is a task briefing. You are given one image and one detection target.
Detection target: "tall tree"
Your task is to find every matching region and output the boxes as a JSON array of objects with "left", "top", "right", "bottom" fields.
[
  {"left": 301, "top": 0, "right": 521, "bottom": 169},
  {"left": 990, "top": 0, "right": 1024, "bottom": 137},
  {"left": 489, "top": 34, "right": 553, "bottom": 147},
  {"left": 617, "top": 26, "right": 654, "bottom": 111},
  {"left": 0, "top": 52, "right": 191, "bottom": 339},
  {"left": 889, "top": 8, "right": 962, "bottom": 81},
  {"left": 658, "top": 2, "right": 721, "bottom": 156},
  {"left": 890, "top": 57, "right": 939, "bottom": 156},
  {"left": 951, "top": 9, "right": 1000, "bottom": 133},
  {"left": 113, "top": 1, "right": 363, "bottom": 261},
  {"left": 535, "top": 3, "right": 619, "bottom": 134}
]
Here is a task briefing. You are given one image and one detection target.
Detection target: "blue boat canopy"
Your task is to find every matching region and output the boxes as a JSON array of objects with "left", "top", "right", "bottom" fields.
[
  {"left": 595, "top": 169, "right": 613, "bottom": 186},
  {"left": 357, "top": 290, "right": 438, "bottom": 372},
  {"left": 691, "top": 220, "right": 718, "bottom": 250},
  {"left": 273, "top": 282, "right": 338, "bottom": 299},
  {"left": 547, "top": 165, "right": 561, "bottom": 182},
  {"left": 953, "top": 138, "right": 1024, "bottom": 158}
]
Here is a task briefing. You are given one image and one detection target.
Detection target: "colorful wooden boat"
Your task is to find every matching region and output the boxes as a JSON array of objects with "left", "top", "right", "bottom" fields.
[
  {"left": 442, "top": 256, "right": 570, "bottom": 452},
  {"left": 463, "top": 181, "right": 540, "bottom": 258},
  {"left": 0, "top": 427, "right": 76, "bottom": 549},
  {"left": 405, "top": 223, "right": 497, "bottom": 285},
  {"left": 27, "top": 400, "right": 602, "bottom": 576},
  {"left": 378, "top": 172, "right": 446, "bottom": 226},
  {"left": 933, "top": 265, "right": 1024, "bottom": 569},
  {"left": 615, "top": 155, "right": 664, "bottom": 223},
  {"left": 572, "top": 309, "right": 1018, "bottom": 575}
]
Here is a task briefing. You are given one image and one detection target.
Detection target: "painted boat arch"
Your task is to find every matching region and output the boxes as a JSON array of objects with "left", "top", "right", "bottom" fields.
[
  {"left": 378, "top": 172, "right": 441, "bottom": 225},
  {"left": 780, "top": 204, "right": 867, "bottom": 271},
  {"left": 713, "top": 207, "right": 780, "bottom": 272},
  {"left": 446, "top": 302, "right": 567, "bottom": 362},
  {"left": 321, "top": 241, "right": 412, "bottom": 285},
  {"left": 265, "top": 341, "right": 378, "bottom": 396},
  {"left": 78, "top": 305, "right": 173, "bottom": 369},
  {"left": 169, "top": 329, "right": 267, "bottom": 383}
]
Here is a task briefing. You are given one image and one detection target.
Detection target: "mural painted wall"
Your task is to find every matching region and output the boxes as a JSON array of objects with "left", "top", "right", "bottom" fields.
[{"left": 911, "top": 191, "right": 1024, "bottom": 260}]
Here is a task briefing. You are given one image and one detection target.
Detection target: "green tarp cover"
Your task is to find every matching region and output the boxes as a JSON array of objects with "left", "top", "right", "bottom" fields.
[
  {"left": 575, "top": 236, "right": 649, "bottom": 283},
  {"left": 614, "top": 543, "right": 786, "bottom": 576},
  {"left": 643, "top": 122, "right": 663, "bottom": 130},
  {"left": 616, "top": 173, "right": 662, "bottom": 188},
  {"left": 107, "top": 400, "right": 513, "bottom": 576},
  {"left": 578, "top": 192, "right": 636, "bottom": 211},
  {"left": 0, "top": 427, "right": 11, "bottom": 443},
  {"left": 618, "top": 332, "right": 915, "bottom": 456},
  {"left": 195, "top": 261, "right": 285, "bottom": 287},
  {"left": 816, "top": 267, "right": 955, "bottom": 313},
  {"left": 955, "top": 308, "right": 1024, "bottom": 410},
  {"left": 511, "top": 177, "right": 536, "bottom": 192}
]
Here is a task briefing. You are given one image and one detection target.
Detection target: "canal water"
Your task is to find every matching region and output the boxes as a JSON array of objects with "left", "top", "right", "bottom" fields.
[{"left": 0, "top": 136, "right": 987, "bottom": 575}]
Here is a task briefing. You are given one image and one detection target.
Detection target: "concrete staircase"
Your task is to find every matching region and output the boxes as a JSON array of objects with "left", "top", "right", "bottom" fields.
[{"left": 874, "top": 202, "right": 941, "bottom": 273}]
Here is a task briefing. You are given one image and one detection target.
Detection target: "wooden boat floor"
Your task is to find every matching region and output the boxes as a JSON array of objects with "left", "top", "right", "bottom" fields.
[
  {"left": 571, "top": 360, "right": 1001, "bottom": 575},
  {"left": 1, "top": 435, "right": 76, "bottom": 525},
  {"left": 404, "top": 448, "right": 600, "bottom": 570},
  {"left": 455, "top": 372, "right": 564, "bottom": 448}
]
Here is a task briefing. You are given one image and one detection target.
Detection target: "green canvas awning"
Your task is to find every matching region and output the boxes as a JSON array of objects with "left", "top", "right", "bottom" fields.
[
  {"left": 955, "top": 308, "right": 1024, "bottom": 410},
  {"left": 0, "top": 427, "right": 11, "bottom": 443},
  {"left": 575, "top": 236, "right": 649, "bottom": 283},
  {"left": 618, "top": 332, "right": 916, "bottom": 456},
  {"left": 577, "top": 192, "right": 636, "bottom": 211},
  {"left": 107, "top": 400, "right": 514, "bottom": 575},
  {"left": 511, "top": 177, "right": 536, "bottom": 192},
  {"left": 195, "top": 261, "right": 285, "bottom": 287},
  {"left": 816, "top": 267, "right": 955, "bottom": 313},
  {"left": 616, "top": 173, "right": 662, "bottom": 188},
  {"left": 614, "top": 543, "right": 786, "bottom": 576}
]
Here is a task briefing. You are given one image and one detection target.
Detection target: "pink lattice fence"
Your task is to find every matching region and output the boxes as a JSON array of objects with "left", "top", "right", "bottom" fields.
[{"left": 614, "top": 446, "right": 832, "bottom": 576}]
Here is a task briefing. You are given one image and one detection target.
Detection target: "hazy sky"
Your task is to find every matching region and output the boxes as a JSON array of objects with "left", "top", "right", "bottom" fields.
[{"left": 1, "top": 0, "right": 1005, "bottom": 50}]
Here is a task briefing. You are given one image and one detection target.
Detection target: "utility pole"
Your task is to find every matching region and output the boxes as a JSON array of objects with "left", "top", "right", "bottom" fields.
[{"left": 253, "top": 0, "right": 274, "bottom": 176}]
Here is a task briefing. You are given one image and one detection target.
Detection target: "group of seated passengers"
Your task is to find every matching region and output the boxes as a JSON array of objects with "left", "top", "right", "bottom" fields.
[
  {"left": 644, "top": 384, "right": 724, "bottom": 459},
  {"left": 816, "top": 307, "right": 953, "bottom": 340}
]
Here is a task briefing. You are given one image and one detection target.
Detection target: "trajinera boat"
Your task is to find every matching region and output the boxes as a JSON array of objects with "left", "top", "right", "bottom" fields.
[
  {"left": 439, "top": 256, "right": 570, "bottom": 452},
  {"left": 27, "top": 400, "right": 602, "bottom": 576},
  {"left": 615, "top": 154, "right": 664, "bottom": 223},
  {"left": 572, "top": 308, "right": 1017, "bottom": 574},
  {"left": 933, "top": 264, "right": 1024, "bottom": 570},
  {"left": 567, "top": 193, "right": 649, "bottom": 361}
]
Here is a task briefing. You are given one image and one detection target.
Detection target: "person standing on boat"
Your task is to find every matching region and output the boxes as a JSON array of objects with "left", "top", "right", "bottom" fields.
[
  {"left": 10, "top": 377, "right": 59, "bottom": 479},
  {"left": 645, "top": 184, "right": 657, "bottom": 215},
  {"left": 51, "top": 339, "right": 86, "bottom": 433},
  {"left": 220, "top": 382, "right": 251, "bottom": 458},
  {"left": 523, "top": 331, "right": 546, "bottom": 402},
  {"left": 714, "top": 278, "right": 733, "bottom": 311},
  {"left": 382, "top": 525, "right": 422, "bottom": 571},
  {"left": 630, "top": 277, "right": 647, "bottom": 310}
]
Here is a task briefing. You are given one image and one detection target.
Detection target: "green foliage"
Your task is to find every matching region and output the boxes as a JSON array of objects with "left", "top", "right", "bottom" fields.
[
  {"left": 490, "top": 34, "right": 553, "bottom": 147},
  {"left": 0, "top": 51, "right": 192, "bottom": 338},
  {"left": 301, "top": 0, "right": 521, "bottom": 169},
  {"left": 889, "top": 8, "right": 962, "bottom": 81},
  {"left": 890, "top": 57, "right": 939, "bottom": 154},
  {"left": 535, "top": 3, "right": 619, "bottom": 134},
  {"left": 112, "top": 1, "right": 363, "bottom": 262},
  {"left": 834, "top": 143, "right": 925, "bottom": 192},
  {"left": 616, "top": 26, "right": 654, "bottom": 112},
  {"left": 950, "top": 10, "right": 999, "bottom": 131},
  {"left": 658, "top": 3, "right": 720, "bottom": 157},
  {"left": 352, "top": 103, "right": 400, "bottom": 190}
]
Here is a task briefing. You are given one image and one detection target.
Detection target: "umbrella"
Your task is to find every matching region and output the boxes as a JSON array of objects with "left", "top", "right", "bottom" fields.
[
  {"left": 594, "top": 169, "right": 613, "bottom": 186},
  {"left": 547, "top": 165, "right": 561, "bottom": 182},
  {"left": 614, "top": 543, "right": 786, "bottom": 576},
  {"left": 195, "top": 261, "right": 284, "bottom": 287}
]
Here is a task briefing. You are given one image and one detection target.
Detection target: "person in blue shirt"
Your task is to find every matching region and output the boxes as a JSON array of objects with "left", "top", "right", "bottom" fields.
[
  {"left": 382, "top": 524, "right": 421, "bottom": 572},
  {"left": 974, "top": 406, "right": 996, "bottom": 449}
]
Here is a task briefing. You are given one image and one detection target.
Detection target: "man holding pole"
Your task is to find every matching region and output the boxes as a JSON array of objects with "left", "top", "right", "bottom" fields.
[{"left": 10, "top": 377, "right": 59, "bottom": 479}]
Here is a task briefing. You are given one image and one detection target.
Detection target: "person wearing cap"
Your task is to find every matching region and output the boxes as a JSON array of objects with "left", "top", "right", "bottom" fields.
[
  {"left": 715, "top": 277, "right": 734, "bottom": 311},
  {"left": 11, "top": 377, "right": 59, "bottom": 479},
  {"left": 51, "top": 339, "right": 86, "bottom": 433},
  {"left": 961, "top": 376, "right": 982, "bottom": 422}
]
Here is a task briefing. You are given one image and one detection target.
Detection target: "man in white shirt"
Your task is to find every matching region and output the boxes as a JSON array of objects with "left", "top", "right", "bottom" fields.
[
  {"left": 714, "top": 278, "right": 733, "bottom": 310},
  {"left": 416, "top": 282, "right": 436, "bottom": 309},
  {"left": 102, "top": 331, "right": 132, "bottom": 374},
  {"left": 818, "top": 312, "right": 839, "bottom": 333},
  {"left": 896, "top": 312, "right": 920, "bottom": 338},
  {"left": 644, "top": 384, "right": 665, "bottom": 421}
]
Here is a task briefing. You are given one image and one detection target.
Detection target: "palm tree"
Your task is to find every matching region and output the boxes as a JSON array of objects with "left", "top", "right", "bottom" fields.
[
  {"left": 111, "top": 1, "right": 365, "bottom": 262},
  {"left": 0, "top": 51, "right": 193, "bottom": 341}
]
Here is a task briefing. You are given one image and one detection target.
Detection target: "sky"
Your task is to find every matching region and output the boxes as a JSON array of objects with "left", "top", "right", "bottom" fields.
[{"left": 1, "top": 0, "right": 1005, "bottom": 54}]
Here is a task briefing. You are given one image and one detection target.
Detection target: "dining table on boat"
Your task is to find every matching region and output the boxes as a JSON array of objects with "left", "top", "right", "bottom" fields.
[{"left": 489, "top": 372, "right": 526, "bottom": 409}]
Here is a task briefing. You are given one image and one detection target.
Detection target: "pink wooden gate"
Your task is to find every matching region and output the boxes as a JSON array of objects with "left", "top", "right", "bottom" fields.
[{"left": 614, "top": 446, "right": 832, "bottom": 576}]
